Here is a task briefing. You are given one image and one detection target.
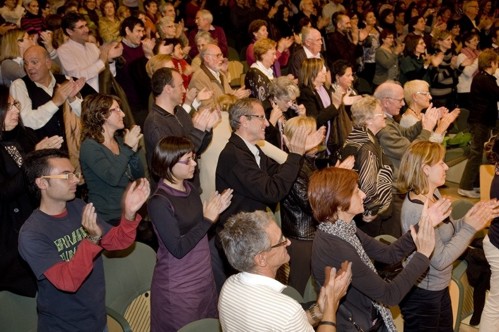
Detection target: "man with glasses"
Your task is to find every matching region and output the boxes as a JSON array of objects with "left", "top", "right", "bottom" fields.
[
  {"left": 189, "top": 43, "right": 250, "bottom": 104},
  {"left": 18, "top": 149, "right": 150, "bottom": 332},
  {"left": 218, "top": 210, "right": 352, "bottom": 331},
  {"left": 213, "top": 98, "right": 324, "bottom": 290},
  {"left": 374, "top": 80, "right": 457, "bottom": 237},
  {"left": 187, "top": 9, "right": 228, "bottom": 58},
  {"left": 57, "top": 12, "right": 122, "bottom": 92}
]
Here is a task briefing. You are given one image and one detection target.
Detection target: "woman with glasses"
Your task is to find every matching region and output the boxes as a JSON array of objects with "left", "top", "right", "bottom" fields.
[
  {"left": 309, "top": 166, "right": 440, "bottom": 332},
  {"left": 148, "top": 135, "right": 232, "bottom": 332},
  {"left": 340, "top": 96, "right": 393, "bottom": 235},
  {"left": 0, "top": 84, "right": 62, "bottom": 297},
  {"left": 79, "top": 93, "right": 144, "bottom": 226},
  {"left": 400, "top": 80, "right": 454, "bottom": 144},
  {"left": 396, "top": 141, "right": 499, "bottom": 331}
]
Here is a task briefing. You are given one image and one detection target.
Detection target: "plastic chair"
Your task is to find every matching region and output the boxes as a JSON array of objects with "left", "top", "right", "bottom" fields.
[
  {"left": 178, "top": 318, "right": 222, "bottom": 332},
  {"left": 0, "top": 291, "right": 37, "bottom": 332},
  {"left": 282, "top": 285, "right": 304, "bottom": 303},
  {"left": 103, "top": 242, "right": 156, "bottom": 332},
  {"left": 449, "top": 260, "right": 474, "bottom": 332}
]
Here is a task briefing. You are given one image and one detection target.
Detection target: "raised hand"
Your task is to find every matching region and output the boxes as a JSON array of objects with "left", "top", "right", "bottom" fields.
[
  {"left": 335, "top": 155, "right": 355, "bottom": 170},
  {"left": 434, "top": 108, "right": 460, "bottom": 135},
  {"left": 124, "top": 125, "right": 143, "bottom": 151},
  {"left": 52, "top": 81, "right": 74, "bottom": 106},
  {"left": 304, "top": 126, "right": 326, "bottom": 152},
  {"left": 69, "top": 77, "right": 86, "bottom": 100},
  {"left": 192, "top": 107, "right": 211, "bottom": 131},
  {"left": 35, "top": 135, "right": 64, "bottom": 150},
  {"left": 422, "top": 197, "right": 452, "bottom": 227},
  {"left": 412, "top": 206, "right": 436, "bottom": 258},
  {"left": 233, "top": 86, "right": 251, "bottom": 99},
  {"left": 122, "top": 178, "right": 150, "bottom": 221},
  {"left": 465, "top": 199, "right": 499, "bottom": 231},
  {"left": 421, "top": 103, "right": 440, "bottom": 131},
  {"left": 269, "top": 100, "right": 284, "bottom": 126},
  {"left": 196, "top": 87, "right": 214, "bottom": 102},
  {"left": 203, "top": 189, "right": 233, "bottom": 223},
  {"left": 82, "top": 202, "right": 102, "bottom": 239}
]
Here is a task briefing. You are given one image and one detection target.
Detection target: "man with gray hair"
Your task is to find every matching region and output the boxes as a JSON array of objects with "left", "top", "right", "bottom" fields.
[
  {"left": 212, "top": 98, "right": 324, "bottom": 290},
  {"left": 288, "top": 27, "right": 328, "bottom": 79},
  {"left": 218, "top": 210, "right": 351, "bottom": 331},
  {"left": 188, "top": 9, "right": 228, "bottom": 58}
]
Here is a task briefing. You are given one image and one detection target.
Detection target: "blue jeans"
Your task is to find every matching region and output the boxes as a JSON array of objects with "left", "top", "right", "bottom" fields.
[{"left": 400, "top": 286, "right": 453, "bottom": 332}]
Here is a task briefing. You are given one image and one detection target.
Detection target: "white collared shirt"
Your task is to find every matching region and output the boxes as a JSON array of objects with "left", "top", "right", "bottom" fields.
[{"left": 251, "top": 61, "right": 274, "bottom": 80}]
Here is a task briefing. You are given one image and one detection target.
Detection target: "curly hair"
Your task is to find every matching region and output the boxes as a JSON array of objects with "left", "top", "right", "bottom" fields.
[{"left": 80, "top": 94, "right": 121, "bottom": 143}]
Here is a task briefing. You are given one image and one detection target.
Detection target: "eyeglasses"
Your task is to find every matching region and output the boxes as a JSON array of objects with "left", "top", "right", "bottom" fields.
[
  {"left": 416, "top": 91, "right": 431, "bottom": 96},
  {"left": 41, "top": 172, "right": 82, "bottom": 181},
  {"left": 7, "top": 100, "right": 21, "bottom": 111},
  {"left": 177, "top": 154, "right": 196, "bottom": 165},
  {"left": 245, "top": 114, "right": 266, "bottom": 121},
  {"left": 269, "top": 235, "right": 288, "bottom": 250}
]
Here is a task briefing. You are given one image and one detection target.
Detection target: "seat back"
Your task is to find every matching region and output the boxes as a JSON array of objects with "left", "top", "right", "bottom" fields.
[
  {"left": 178, "top": 318, "right": 222, "bottom": 332},
  {"left": 103, "top": 242, "right": 156, "bottom": 332},
  {"left": 282, "top": 285, "right": 304, "bottom": 303},
  {"left": 0, "top": 291, "right": 37, "bottom": 332},
  {"left": 449, "top": 260, "right": 474, "bottom": 331},
  {"left": 450, "top": 199, "right": 474, "bottom": 221}
]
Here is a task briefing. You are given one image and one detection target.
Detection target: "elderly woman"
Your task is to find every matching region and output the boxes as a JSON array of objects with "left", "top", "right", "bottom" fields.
[
  {"left": 245, "top": 19, "right": 291, "bottom": 76},
  {"left": 373, "top": 29, "right": 403, "bottom": 87},
  {"left": 0, "top": 29, "right": 35, "bottom": 86},
  {"left": 148, "top": 135, "right": 232, "bottom": 332},
  {"left": 396, "top": 141, "right": 499, "bottom": 331},
  {"left": 298, "top": 58, "right": 351, "bottom": 164},
  {"left": 340, "top": 96, "right": 393, "bottom": 232},
  {"left": 399, "top": 34, "right": 431, "bottom": 85},
  {"left": 190, "top": 30, "right": 214, "bottom": 70},
  {"left": 0, "top": 84, "right": 62, "bottom": 297},
  {"left": 245, "top": 38, "right": 278, "bottom": 101},
  {"left": 79, "top": 94, "right": 144, "bottom": 225},
  {"left": 264, "top": 76, "right": 304, "bottom": 149},
  {"left": 400, "top": 79, "right": 452, "bottom": 144},
  {"left": 99, "top": 0, "right": 121, "bottom": 43},
  {"left": 309, "top": 166, "right": 441, "bottom": 332}
]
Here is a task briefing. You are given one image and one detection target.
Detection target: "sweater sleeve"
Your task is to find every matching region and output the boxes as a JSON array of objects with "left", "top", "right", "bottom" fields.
[{"left": 148, "top": 193, "right": 212, "bottom": 259}]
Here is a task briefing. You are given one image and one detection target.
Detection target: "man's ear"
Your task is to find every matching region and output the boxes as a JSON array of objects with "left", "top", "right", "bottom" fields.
[
  {"left": 35, "top": 177, "right": 48, "bottom": 191},
  {"left": 254, "top": 251, "right": 267, "bottom": 267}
]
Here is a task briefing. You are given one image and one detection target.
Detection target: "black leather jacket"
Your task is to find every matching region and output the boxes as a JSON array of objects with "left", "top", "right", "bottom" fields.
[{"left": 280, "top": 156, "right": 318, "bottom": 240}]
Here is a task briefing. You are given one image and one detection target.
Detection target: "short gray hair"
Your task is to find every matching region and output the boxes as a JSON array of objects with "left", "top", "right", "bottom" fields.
[
  {"left": 373, "top": 80, "right": 402, "bottom": 100},
  {"left": 228, "top": 98, "right": 261, "bottom": 131},
  {"left": 220, "top": 211, "right": 273, "bottom": 272},
  {"left": 351, "top": 96, "right": 380, "bottom": 127},
  {"left": 269, "top": 76, "right": 300, "bottom": 101}
]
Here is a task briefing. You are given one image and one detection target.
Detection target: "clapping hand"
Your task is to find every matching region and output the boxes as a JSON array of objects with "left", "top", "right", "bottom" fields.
[
  {"left": 35, "top": 135, "right": 64, "bottom": 150},
  {"left": 122, "top": 178, "right": 150, "bottom": 221},
  {"left": 412, "top": 201, "right": 436, "bottom": 258},
  {"left": 464, "top": 199, "right": 499, "bottom": 231},
  {"left": 203, "top": 189, "right": 233, "bottom": 223},
  {"left": 124, "top": 125, "right": 143, "bottom": 151},
  {"left": 423, "top": 196, "right": 452, "bottom": 227},
  {"left": 82, "top": 202, "right": 102, "bottom": 240},
  {"left": 335, "top": 155, "right": 355, "bottom": 170}
]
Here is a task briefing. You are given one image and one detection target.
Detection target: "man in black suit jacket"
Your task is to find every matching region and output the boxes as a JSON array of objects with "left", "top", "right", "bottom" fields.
[
  {"left": 289, "top": 27, "right": 326, "bottom": 78},
  {"left": 212, "top": 98, "right": 323, "bottom": 291}
]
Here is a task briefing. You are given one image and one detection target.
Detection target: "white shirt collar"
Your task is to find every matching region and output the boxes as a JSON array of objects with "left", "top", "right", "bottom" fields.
[
  {"left": 238, "top": 272, "right": 286, "bottom": 293},
  {"left": 251, "top": 61, "right": 274, "bottom": 80},
  {"left": 304, "top": 46, "right": 321, "bottom": 59}
]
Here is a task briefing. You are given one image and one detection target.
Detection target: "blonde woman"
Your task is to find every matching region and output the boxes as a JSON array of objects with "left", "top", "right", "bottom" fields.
[
  {"left": 396, "top": 141, "right": 499, "bottom": 331},
  {"left": 0, "top": 29, "right": 35, "bottom": 85}
]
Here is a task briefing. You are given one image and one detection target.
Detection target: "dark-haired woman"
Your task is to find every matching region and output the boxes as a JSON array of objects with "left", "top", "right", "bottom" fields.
[
  {"left": 79, "top": 94, "right": 144, "bottom": 225},
  {"left": 0, "top": 84, "right": 62, "bottom": 297},
  {"left": 148, "top": 135, "right": 232, "bottom": 332},
  {"left": 309, "top": 166, "right": 441, "bottom": 332},
  {"left": 399, "top": 34, "right": 431, "bottom": 85}
]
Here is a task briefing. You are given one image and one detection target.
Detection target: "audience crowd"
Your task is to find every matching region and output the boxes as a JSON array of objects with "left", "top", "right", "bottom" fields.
[{"left": 2, "top": 0, "right": 499, "bottom": 331}]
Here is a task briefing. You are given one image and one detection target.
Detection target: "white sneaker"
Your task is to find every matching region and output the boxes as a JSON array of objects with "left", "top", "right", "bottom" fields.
[{"left": 458, "top": 188, "right": 481, "bottom": 199}]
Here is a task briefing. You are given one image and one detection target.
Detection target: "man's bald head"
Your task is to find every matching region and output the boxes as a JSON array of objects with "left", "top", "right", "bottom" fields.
[{"left": 23, "top": 45, "right": 52, "bottom": 84}]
